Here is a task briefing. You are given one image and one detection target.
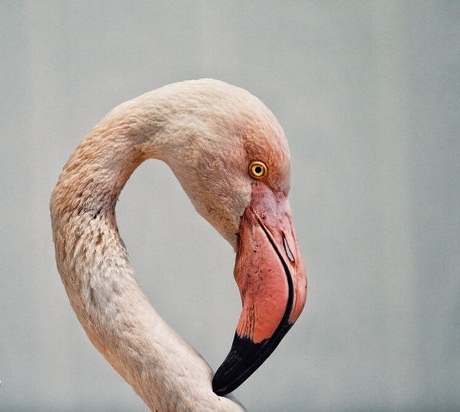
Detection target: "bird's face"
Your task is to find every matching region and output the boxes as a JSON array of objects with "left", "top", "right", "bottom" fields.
[
  {"left": 208, "top": 114, "right": 307, "bottom": 396},
  {"left": 157, "top": 80, "right": 307, "bottom": 395}
]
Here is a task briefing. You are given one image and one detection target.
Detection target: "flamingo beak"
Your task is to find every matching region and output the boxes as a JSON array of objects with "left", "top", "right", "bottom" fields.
[{"left": 212, "top": 181, "right": 307, "bottom": 395}]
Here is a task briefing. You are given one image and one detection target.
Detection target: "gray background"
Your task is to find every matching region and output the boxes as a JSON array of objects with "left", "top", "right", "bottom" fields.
[{"left": 1, "top": 1, "right": 459, "bottom": 411}]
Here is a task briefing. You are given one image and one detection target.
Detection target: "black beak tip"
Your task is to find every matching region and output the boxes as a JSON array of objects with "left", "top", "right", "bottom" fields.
[
  {"left": 212, "top": 334, "right": 256, "bottom": 396},
  {"left": 212, "top": 378, "right": 230, "bottom": 397},
  {"left": 212, "top": 323, "right": 292, "bottom": 397}
]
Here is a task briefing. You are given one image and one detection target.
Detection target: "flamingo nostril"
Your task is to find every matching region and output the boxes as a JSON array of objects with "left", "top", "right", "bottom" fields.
[{"left": 283, "top": 235, "right": 295, "bottom": 263}]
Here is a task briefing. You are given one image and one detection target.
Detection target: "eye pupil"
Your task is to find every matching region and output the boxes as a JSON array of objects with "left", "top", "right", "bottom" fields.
[{"left": 254, "top": 166, "right": 262, "bottom": 175}]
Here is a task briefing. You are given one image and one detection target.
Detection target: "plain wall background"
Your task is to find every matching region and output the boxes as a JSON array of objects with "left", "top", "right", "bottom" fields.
[{"left": 1, "top": 1, "right": 459, "bottom": 410}]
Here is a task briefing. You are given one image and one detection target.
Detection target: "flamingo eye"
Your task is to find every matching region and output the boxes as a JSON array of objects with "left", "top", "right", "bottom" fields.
[{"left": 249, "top": 161, "right": 268, "bottom": 179}]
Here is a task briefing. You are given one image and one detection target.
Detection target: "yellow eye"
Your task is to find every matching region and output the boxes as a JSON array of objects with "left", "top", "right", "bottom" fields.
[{"left": 249, "top": 161, "right": 268, "bottom": 179}]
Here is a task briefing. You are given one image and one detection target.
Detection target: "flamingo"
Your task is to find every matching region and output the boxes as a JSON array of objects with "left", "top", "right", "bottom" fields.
[{"left": 50, "top": 79, "right": 307, "bottom": 411}]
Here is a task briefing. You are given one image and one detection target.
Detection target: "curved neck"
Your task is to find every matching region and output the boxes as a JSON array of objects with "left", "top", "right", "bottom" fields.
[{"left": 50, "top": 111, "right": 242, "bottom": 411}]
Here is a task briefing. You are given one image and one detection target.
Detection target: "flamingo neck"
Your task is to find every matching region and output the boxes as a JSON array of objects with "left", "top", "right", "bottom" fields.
[{"left": 50, "top": 114, "right": 242, "bottom": 411}]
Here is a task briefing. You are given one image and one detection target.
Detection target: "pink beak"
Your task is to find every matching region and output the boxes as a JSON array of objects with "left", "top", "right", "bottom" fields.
[{"left": 213, "top": 181, "right": 307, "bottom": 395}]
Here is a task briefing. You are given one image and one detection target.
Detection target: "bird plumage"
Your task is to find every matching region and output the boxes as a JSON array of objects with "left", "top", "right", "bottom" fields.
[{"left": 50, "top": 79, "right": 306, "bottom": 411}]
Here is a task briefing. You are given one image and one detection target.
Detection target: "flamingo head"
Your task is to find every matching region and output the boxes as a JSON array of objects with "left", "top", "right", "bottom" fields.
[{"left": 144, "top": 79, "right": 307, "bottom": 395}]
